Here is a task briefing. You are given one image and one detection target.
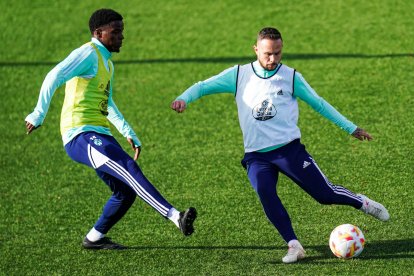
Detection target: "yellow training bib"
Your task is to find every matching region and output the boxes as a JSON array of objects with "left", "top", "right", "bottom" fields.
[{"left": 60, "top": 43, "right": 113, "bottom": 136}]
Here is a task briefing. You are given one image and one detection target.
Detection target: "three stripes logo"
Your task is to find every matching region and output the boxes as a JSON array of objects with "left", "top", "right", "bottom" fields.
[{"left": 303, "top": 161, "right": 311, "bottom": 169}]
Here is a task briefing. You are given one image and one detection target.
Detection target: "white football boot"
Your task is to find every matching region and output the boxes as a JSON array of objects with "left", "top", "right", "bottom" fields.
[
  {"left": 282, "top": 240, "right": 306, "bottom": 264},
  {"left": 358, "top": 194, "right": 390, "bottom": 221}
]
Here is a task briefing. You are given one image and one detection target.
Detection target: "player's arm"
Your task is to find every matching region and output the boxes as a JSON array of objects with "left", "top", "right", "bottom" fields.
[
  {"left": 171, "top": 65, "right": 238, "bottom": 113},
  {"left": 107, "top": 77, "right": 141, "bottom": 160},
  {"left": 294, "top": 72, "right": 372, "bottom": 141},
  {"left": 25, "top": 46, "right": 96, "bottom": 134}
]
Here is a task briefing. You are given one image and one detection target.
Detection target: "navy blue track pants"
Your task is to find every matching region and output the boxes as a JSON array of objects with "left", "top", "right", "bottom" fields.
[
  {"left": 64, "top": 132, "right": 173, "bottom": 234},
  {"left": 242, "top": 139, "right": 363, "bottom": 243}
]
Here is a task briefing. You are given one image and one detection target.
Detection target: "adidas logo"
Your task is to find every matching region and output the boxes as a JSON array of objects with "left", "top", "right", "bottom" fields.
[
  {"left": 277, "top": 90, "right": 283, "bottom": 95},
  {"left": 303, "top": 161, "right": 311, "bottom": 169}
]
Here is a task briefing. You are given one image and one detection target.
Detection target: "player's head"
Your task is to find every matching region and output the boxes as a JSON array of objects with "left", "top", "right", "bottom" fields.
[
  {"left": 89, "top": 9, "right": 124, "bottom": 53},
  {"left": 254, "top": 27, "right": 283, "bottom": 70},
  {"left": 257, "top": 27, "right": 283, "bottom": 41}
]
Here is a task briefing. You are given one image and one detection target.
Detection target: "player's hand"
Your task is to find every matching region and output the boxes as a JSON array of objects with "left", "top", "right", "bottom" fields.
[
  {"left": 25, "top": 121, "right": 40, "bottom": 134},
  {"left": 127, "top": 137, "right": 141, "bottom": 161},
  {"left": 171, "top": 100, "right": 187, "bottom": 113},
  {"left": 351, "top": 127, "right": 373, "bottom": 141}
]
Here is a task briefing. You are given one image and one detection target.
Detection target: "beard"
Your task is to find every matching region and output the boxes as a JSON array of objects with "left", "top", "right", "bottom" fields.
[{"left": 259, "top": 59, "right": 277, "bottom": 71}]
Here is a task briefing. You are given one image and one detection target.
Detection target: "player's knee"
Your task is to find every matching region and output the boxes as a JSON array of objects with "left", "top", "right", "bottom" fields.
[
  {"left": 124, "top": 197, "right": 136, "bottom": 209},
  {"left": 255, "top": 185, "right": 271, "bottom": 199},
  {"left": 123, "top": 185, "right": 137, "bottom": 203},
  {"left": 256, "top": 186, "right": 277, "bottom": 206},
  {"left": 115, "top": 183, "right": 136, "bottom": 205},
  {"left": 115, "top": 193, "right": 135, "bottom": 210},
  {"left": 125, "top": 192, "right": 136, "bottom": 204}
]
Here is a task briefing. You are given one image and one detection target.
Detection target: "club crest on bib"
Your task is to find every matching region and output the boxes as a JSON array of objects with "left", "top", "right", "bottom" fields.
[
  {"left": 252, "top": 99, "right": 276, "bottom": 121},
  {"left": 89, "top": 135, "right": 103, "bottom": 146},
  {"left": 93, "top": 138, "right": 103, "bottom": 146}
]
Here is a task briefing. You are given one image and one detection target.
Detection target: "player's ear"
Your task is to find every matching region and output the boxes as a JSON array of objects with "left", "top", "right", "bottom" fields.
[{"left": 94, "top": 28, "right": 103, "bottom": 38}]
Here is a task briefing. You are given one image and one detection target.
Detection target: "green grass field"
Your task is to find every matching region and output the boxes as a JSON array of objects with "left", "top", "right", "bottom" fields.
[{"left": 1, "top": 0, "right": 413, "bottom": 275}]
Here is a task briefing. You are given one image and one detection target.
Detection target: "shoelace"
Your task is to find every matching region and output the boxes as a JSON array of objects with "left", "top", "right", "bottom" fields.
[{"left": 370, "top": 206, "right": 382, "bottom": 217}]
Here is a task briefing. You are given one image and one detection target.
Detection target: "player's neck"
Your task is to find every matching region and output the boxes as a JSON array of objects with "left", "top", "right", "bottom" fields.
[{"left": 253, "top": 61, "right": 280, "bottom": 78}]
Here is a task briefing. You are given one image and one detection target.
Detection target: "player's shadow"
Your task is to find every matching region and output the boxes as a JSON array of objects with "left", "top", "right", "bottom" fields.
[
  {"left": 355, "top": 238, "right": 414, "bottom": 260},
  {"left": 295, "top": 238, "right": 414, "bottom": 263},
  {"left": 126, "top": 238, "right": 413, "bottom": 262},
  {"left": 0, "top": 53, "right": 412, "bottom": 67}
]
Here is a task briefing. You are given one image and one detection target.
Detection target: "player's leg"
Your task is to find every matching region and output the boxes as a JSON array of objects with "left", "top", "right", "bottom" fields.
[
  {"left": 244, "top": 158, "right": 297, "bottom": 242},
  {"left": 94, "top": 170, "right": 137, "bottom": 233},
  {"left": 243, "top": 155, "right": 305, "bottom": 263},
  {"left": 83, "top": 171, "right": 136, "bottom": 249},
  {"left": 100, "top": 143, "right": 196, "bottom": 235},
  {"left": 277, "top": 140, "right": 389, "bottom": 221},
  {"left": 65, "top": 133, "right": 175, "bottom": 215},
  {"left": 86, "top": 133, "right": 197, "bottom": 235},
  {"left": 65, "top": 132, "right": 197, "bottom": 247},
  {"left": 245, "top": 158, "right": 306, "bottom": 263},
  {"left": 278, "top": 141, "right": 362, "bottom": 207}
]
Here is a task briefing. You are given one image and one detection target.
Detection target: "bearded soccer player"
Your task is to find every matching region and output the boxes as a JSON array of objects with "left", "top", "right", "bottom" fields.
[
  {"left": 171, "top": 27, "right": 389, "bottom": 263},
  {"left": 25, "top": 8, "right": 197, "bottom": 249}
]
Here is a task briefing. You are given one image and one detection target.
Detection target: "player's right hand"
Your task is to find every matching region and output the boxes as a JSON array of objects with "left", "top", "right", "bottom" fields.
[
  {"left": 351, "top": 127, "right": 372, "bottom": 141},
  {"left": 25, "top": 121, "right": 39, "bottom": 134},
  {"left": 127, "top": 137, "right": 141, "bottom": 161},
  {"left": 171, "top": 100, "right": 187, "bottom": 113}
]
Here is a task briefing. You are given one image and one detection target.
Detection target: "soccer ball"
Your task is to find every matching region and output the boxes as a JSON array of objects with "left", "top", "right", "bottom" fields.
[{"left": 329, "top": 224, "right": 365, "bottom": 259}]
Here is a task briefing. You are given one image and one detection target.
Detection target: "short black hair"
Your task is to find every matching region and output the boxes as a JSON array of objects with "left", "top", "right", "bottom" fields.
[
  {"left": 89, "top": 9, "right": 123, "bottom": 34},
  {"left": 257, "top": 27, "right": 282, "bottom": 41}
]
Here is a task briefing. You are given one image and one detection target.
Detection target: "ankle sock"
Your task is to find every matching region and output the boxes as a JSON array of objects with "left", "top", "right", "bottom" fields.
[
  {"left": 167, "top": 208, "right": 180, "bottom": 228},
  {"left": 86, "top": 227, "right": 105, "bottom": 242}
]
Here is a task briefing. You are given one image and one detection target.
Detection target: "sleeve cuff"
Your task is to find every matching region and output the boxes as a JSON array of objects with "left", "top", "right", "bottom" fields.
[
  {"left": 25, "top": 112, "right": 44, "bottom": 127},
  {"left": 127, "top": 134, "right": 141, "bottom": 147},
  {"left": 348, "top": 125, "right": 358, "bottom": 135}
]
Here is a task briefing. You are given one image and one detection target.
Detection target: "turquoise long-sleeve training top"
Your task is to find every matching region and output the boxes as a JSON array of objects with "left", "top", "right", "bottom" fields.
[{"left": 176, "top": 61, "right": 357, "bottom": 152}]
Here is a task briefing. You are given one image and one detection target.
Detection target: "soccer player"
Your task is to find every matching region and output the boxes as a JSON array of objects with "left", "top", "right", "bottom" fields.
[
  {"left": 171, "top": 27, "right": 389, "bottom": 263},
  {"left": 25, "top": 8, "right": 197, "bottom": 250}
]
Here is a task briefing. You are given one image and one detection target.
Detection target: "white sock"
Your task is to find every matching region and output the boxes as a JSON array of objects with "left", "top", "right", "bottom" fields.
[
  {"left": 86, "top": 227, "right": 105, "bottom": 242},
  {"left": 358, "top": 194, "right": 368, "bottom": 212},
  {"left": 287, "top": 239, "right": 302, "bottom": 248},
  {"left": 167, "top": 208, "right": 180, "bottom": 228}
]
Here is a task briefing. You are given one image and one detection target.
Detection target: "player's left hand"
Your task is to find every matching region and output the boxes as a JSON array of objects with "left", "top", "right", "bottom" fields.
[
  {"left": 127, "top": 138, "right": 141, "bottom": 160},
  {"left": 25, "top": 121, "right": 40, "bottom": 134},
  {"left": 171, "top": 100, "right": 187, "bottom": 113},
  {"left": 352, "top": 127, "right": 373, "bottom": 141}
]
